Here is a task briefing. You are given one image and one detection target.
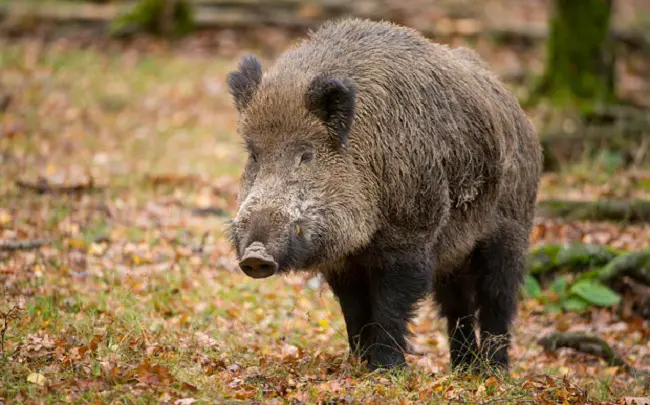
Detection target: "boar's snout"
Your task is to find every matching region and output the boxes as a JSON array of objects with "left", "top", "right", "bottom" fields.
[{"left": 239, "top": 242, "right": 278, "bottom": 279}]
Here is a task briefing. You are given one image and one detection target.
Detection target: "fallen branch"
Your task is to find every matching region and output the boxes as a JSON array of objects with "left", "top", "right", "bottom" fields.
[
  {"left": 618, "top": 276, "right": 650, "bottom": 319},
  {"left": 599, "top": 251, "right": 650, "bottom": 286},
  {"left": 0, "top": 239, "right": 51, "bottom": 252},
  {"left": 16, "top": 177, "right": 101, "bottom": 195},
  {"left": 536, "top": 199, "right": 650, "bottom": 223},
  {"left": 583, "top": 104, "right": 650, "bottom": 124},
  {"left": 538, "top": 105, "right": 650, "bottom": 171},
  {"left": 483, "top": 21, "right": 650, "bottom": 53},
  {"left": 146, "top": 173, "right": 206, "bottom": 188},
  {"left": 191, "top": 207, "right": 228, "bottom": 217},
  {"left": 539, "top": 332, "right": 649, "bottom": 378},
  {"left": 541, "top": 129, "right": 650, "bottom": 172},
  {"left": 1, "top": 304, "right": 21, "bottom": 356},
  {"left": 527, "top": 245, "right": 650, "bottom": 318},
  {"left": 527, "top": 244, "right": 650, "bottom": 284},
  {"left": 542, "top": 124, "right": 650, "bottom": 146},
  {"left": 528, "top": 243, "right": 617, "bottom": 276}
]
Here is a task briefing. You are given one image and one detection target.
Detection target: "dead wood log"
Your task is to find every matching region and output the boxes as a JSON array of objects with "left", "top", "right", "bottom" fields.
[
  {"left": 527, "top": 243, "right": 618, "bottom": 276},
  {"left": 536, "top": 199, "right": 650, "bottom": 223},
  {"left": 15, "top": 177, "right": 102, "bottom": 195},
  {"left": 539, "top": 332, "right": 649, "bottom": 378},
  {"left": 527, "top": 245, "right": 650, "bottom": 284},
  {"left": 0, "top": 239, "right": 51, "bottom": 252},
  {"left": 527, "top": 245, "right": 650, "bottom": 318},
  {"left": 539, "top": 105, "right": 650, "bottom": 171},
  {"left": 191, "top": 207, "right": 228, "bottom": 217},
  {"left": 599, "top": 251, "right": 650, "bottom": 286}
]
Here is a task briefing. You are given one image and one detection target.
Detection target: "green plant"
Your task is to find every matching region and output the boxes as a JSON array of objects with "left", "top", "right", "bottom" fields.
[{"left": 522, "top": 273, "right": 620, "bottom": 313}]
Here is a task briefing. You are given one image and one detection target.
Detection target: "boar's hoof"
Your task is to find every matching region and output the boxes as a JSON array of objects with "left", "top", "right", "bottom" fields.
[{"left": 239, "top": 243, "right": 278, "bottom": 279}]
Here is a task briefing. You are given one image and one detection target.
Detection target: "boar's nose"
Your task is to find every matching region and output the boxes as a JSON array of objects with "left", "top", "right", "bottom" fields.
[{"left": 239, "top": 242, "right": 278, "bottom": 279}]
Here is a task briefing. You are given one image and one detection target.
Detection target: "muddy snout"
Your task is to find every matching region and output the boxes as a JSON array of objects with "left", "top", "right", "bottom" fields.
[{"left": 239, "top": 242, "right": 278, "bottom": 279}]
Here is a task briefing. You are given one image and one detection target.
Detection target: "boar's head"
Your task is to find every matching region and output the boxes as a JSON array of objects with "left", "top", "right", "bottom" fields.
[{"left": 225, "top": 55, "right": 377, "bottom": 278}]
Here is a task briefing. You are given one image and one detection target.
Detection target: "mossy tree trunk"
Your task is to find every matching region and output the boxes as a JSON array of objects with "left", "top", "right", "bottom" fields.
[
  {"left": 536, "top": 0, "right": 615, "bottom": 110},
  {"left": 110, "top": 0, "right": 194, "bottom": 38}
]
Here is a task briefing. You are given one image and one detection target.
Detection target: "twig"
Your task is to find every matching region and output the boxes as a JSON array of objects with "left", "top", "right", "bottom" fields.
[
  {"left": 191, "top": 207, "right": 228, "bottom": 217},
  {"left": 633, "top": 137, "right": 649, "bottom": 167},
  {"left": 539, "top": 332, "right": 649, "bottom": 378},
  {"left": 195, "top": 231, "right": 210, "bottom": 254},
  {"left": 1, "top": 304, "right": 20, "bottom": 356},
  {"left": 0, "top": 239, "right": 51, "bottom": 252}
]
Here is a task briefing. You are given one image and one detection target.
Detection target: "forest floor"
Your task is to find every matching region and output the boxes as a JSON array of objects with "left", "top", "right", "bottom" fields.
[{"left": 1, "top": 25, "right": 650, "bottom": 404}]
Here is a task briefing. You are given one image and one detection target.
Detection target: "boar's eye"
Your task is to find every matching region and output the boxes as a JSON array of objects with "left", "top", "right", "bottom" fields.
[
  {"left": 250, "top": 152, "right": 258, "bottom": 163},
  {"left": 299, "top": 150, "right": 314, "bottom": 165}
]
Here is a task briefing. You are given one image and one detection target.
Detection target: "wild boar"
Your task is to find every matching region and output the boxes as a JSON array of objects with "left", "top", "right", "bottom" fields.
[{"left": 226, "top": 18, "right": 542, "bottom": 372}]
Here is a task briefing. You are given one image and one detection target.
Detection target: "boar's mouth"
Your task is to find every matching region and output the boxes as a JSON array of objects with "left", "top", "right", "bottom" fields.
[{"left": 239, "top": 242, "right": 279, "bottom": 278}]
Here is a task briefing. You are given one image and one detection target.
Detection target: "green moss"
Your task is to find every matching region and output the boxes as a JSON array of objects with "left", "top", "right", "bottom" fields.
[
  {"left": 110, "top": 0, "right": 194, "bottom": 38},
  {"left": 534, "top": 0, "right": 615, "bottom": 110}
]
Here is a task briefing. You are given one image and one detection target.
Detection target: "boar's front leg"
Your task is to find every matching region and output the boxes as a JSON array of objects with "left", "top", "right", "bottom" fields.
[
  {"left": 356, "top": 247, "right": 434, "bottom": 370},
  {"left": 326, "top": 271, "right": 373, "bottom": 361}
]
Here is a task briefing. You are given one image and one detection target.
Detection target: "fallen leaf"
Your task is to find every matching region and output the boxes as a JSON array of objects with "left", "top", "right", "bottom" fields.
[
  {"left": 0, "top": 209, "right": 12, "bottom": 225},
  {"left": 484, "top": 376, "right": 499, "bottom": 388},
  {"left": 174, "top": 399, "right": 196, "bottom": 405},
  {"left": 89, "top": 334, "right": 103, "bottom": 352},
  {"left": 27, "top": 373, "right": 46, "bottom": 386},
  {"left": 181, "top": 382, "right": 198, "bottom": 392}
]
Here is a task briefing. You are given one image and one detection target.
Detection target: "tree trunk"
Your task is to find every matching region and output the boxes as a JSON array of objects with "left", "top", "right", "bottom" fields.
[
  {"left": 536, "top": 0, "right": 615, "bottom": 109},
  {"left": 159, "top": 0, "right": 176, "bottom": 37},
  {"left": 109, "top": 0, "right": 194, "bottom": 38}
]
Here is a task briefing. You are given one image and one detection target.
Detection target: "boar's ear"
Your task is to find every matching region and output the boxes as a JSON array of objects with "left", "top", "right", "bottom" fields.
[
  {"left": 305, "top": 75, "right": 356, "bottom": 148},
  {"left": 227, "top": 55, "right": 262, "bottom": 112}
]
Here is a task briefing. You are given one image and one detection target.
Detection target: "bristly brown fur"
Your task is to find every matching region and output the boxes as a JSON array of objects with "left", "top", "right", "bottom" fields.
[{"left": 226, "top": 18, "right": 542, "bottom": 372}]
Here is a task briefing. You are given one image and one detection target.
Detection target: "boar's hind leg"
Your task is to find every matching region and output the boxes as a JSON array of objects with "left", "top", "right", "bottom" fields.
[
  {"left": 433, "top": 266, "right": 479, "bottom": 373},
  {"left": 326, "top": 271, "right": 373, "bottom": 362},
  {"left": 473, "top": 220, "right": 527, "bottom": 371},
  {"left": 363, "top": 250, "right": 434, "bottom": 370}
]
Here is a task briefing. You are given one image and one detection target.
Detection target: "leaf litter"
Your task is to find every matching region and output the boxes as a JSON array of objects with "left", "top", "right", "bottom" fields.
[{"left": 1, "top": 11, "right": 650, "bottom": 404}]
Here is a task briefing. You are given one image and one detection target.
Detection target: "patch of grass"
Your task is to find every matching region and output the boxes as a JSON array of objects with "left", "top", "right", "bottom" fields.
[
  {"left": 81, "top": 218, "right": 110, "bottom": 244},
  {"left": 0, "top": 41, "right": 242, "bottom": 192}
]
